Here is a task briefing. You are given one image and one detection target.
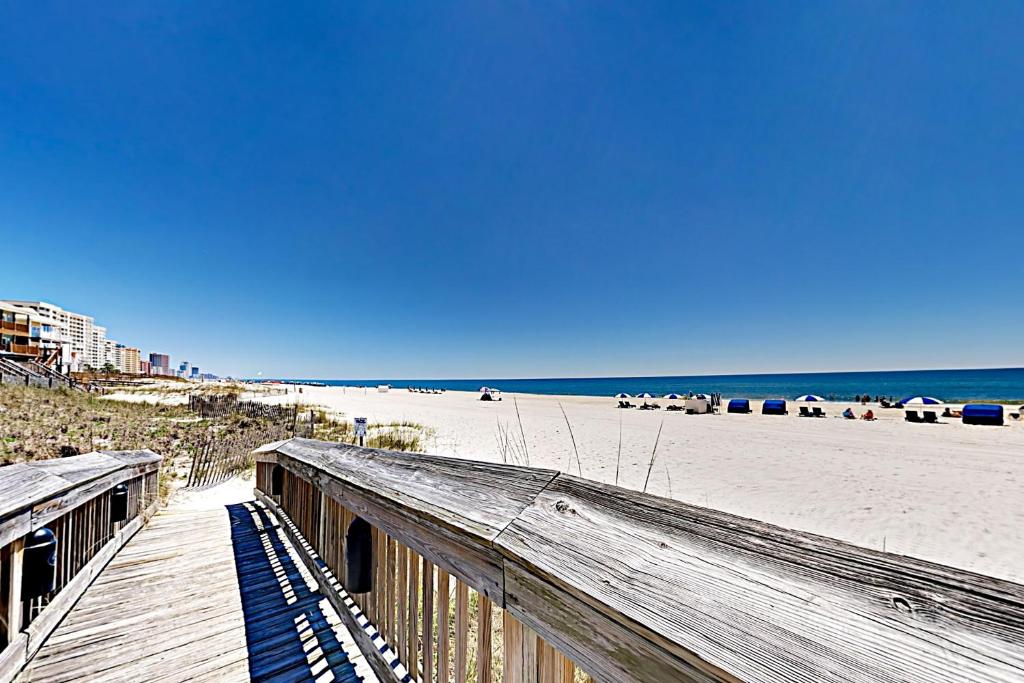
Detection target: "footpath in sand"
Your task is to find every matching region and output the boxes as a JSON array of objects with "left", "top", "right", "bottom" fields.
[{"left": 255, "top": 386, "right": 1024, "bottom": 584}]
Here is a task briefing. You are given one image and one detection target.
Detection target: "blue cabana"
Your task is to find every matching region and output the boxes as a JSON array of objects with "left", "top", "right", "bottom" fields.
[
  {"left": 728, "top": 399, "right": 751, "bottom": 414},
  {"left": 962, "top": 404, "right": 1003, "bottom": 426},
  {"left": 762, "top": 399, "right": 788, "bottom": 415}
]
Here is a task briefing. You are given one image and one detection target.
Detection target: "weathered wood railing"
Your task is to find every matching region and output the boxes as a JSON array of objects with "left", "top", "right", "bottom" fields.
[
  {"left": 253, "top": 437, "right": 1024, "bottom": 683},
  {"left": 0, "top": 450, "right": 161, "bottom": 683}
]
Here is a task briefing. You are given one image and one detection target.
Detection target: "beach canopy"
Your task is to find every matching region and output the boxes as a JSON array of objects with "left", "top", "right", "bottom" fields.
[
  {"left": 614, "top": 393, "right": 631, "bottom": 399},
  {"left": 795, "top": 394, "right": 825, "bottom": 402},
  {"left": 663, "top": 393, "right": 682, "bottom": 400},
  {"left": 636, "top": 392, "right": 653, "bottom": 399},
  {"left": 901, "top": 396, "right": 941, "bottom": 405}
]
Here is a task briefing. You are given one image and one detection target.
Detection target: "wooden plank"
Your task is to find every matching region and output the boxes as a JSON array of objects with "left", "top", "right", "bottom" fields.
[
  {"left": 408, "top": 549, "right": 420, "bottom": 679},
  {"left": 437, "top": 569, "right": 451, "bottom": 683},
  {"left": 502, "top": 613, "right": 538, "bottom": 683},
  {"left": 397, "top": 543, "right": 408, "bottom": 666},
  {"left": 5, "top": 538, "right": 24, "bottom": 640},
  {"left": 422, "top": 559, "right": 435, "bottom": 683},
  {"left": 476, "top": 594, "right": 492, "bottom": 683},
  {"left": 454, "top": 578, "right": 468, "bottom": 683},
  {"left": 260, "top": 441, "right": 1024, "bottom": 683},
  {"left": 499, "top": 474, "right": 1024, "bottom": 683},
  {"left": 0, "top": 511, "right": 29, "bottom": 551},
  {"left": 272, "top": 440, "right": 559, "bottom": 604}
]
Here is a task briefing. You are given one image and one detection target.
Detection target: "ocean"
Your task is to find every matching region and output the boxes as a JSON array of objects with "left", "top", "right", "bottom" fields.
[{"left": 272, "top": 367, "right": 1024, "bottom": 403}]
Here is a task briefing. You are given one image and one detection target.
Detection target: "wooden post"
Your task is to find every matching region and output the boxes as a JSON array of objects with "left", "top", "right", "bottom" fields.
[
  {"left": 423, "top": 559, "right": 435, "bottom": 683},
  {"left": 408, "top": 551, "right": 420, "bottom": 679},
  {"left": 6, "top": 538, "right": 24, "bottom": 638},
  {"left": 503, "top": 613, "right": 540, "bottom": 683},
  {"left": 476, "top": 595, "right": 492, "bottom": 683},
  {"left": 454, "top": 579, "right": 468, "bottom": 683},
  {"left": 437, "top": 569, "right": 451, "bottom": 683}
]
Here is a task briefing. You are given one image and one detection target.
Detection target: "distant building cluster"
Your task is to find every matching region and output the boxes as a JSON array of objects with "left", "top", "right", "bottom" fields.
[{"left": 0, "top": 299, "right": 217, "bottom": 380}]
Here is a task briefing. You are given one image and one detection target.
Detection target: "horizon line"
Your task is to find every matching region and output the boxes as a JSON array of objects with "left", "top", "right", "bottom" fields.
[{"left": 244, "top": 364, "right": 1024, "bottom": 382}]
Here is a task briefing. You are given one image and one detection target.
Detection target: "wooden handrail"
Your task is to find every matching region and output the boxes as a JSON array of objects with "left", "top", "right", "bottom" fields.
[
  {"left": 255, "top": 437, "right": 1024, "bottom": 683},
  {"left": 0, "top": 450, "right": 162, "bottom": 683}
]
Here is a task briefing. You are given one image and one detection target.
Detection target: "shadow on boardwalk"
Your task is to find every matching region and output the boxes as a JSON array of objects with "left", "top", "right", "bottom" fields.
[{"left": 228, "top": 503, "right": 363, "bottom": 682}]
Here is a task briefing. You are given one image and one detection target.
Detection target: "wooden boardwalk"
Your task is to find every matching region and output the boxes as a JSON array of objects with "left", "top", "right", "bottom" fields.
[{"left": 17, "top": 482, "right": 377, "bottom": 683}]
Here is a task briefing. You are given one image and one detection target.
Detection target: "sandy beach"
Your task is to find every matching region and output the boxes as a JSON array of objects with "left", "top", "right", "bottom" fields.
[{"left": 251, "top": 384, "right": 1024, "bottom": 583}]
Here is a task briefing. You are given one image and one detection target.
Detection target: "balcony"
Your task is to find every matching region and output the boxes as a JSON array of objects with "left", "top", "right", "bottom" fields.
[
  {"left": 0, "top": 320, "right": 30, "bottom": 335},
  {"left": 1, "top": 342, "right": 40, "bottom": 357}
]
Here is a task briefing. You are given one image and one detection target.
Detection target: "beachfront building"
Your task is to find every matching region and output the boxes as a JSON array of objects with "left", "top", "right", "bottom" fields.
[
  {"left": 111, "top": 344, "right": 141, "bottom": 374},
  {"left": 2, "top": 300, "right": 90, "bottom": 372},
  {"left": 178, "top": 361, "right": 191, "bottom": 378},
  {"left": 140, "top": 359, "right": 151, "bottom": 375},
  {"left": 149, "top": 352, "right": 171, "bottom": 375}
]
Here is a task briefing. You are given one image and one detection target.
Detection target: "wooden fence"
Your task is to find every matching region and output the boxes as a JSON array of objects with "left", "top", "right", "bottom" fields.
[
  {"left": 0, "top": 450, "right": 161, "bottom": 683},
  {"left": 185, "top": 424, "right": 291, "bottom": 489},
  {"left": 188, "top": 393, "right": 297, "bottom": 421},
  {"left": 253, "top": 437, "right": 1024, "bottom": 683}
]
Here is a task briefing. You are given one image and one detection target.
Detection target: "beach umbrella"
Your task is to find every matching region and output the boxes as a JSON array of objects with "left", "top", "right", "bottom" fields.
[
  {"left": 614, "top": 393, "right": 631, "bottom": 399},
  {"left": 901, "top": 396, "right": 941, "bottom": 405},
  {"left": 636, "top": 393, "right": 653, "bottom": 399},
  {"left": 795, "top": 394, "right": 825, "bottom": 402},
  {"left": 663, "top": 393, "right": 682, "bottom": 400},
  {"left": 694, "top": 393, "right": 711, "bottom": 400},
  {"left": 479, "top": 386, "right": 491, "bottom": 393}
]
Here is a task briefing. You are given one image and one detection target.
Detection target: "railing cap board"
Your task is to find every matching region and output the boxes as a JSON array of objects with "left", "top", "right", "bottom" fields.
[
  {"left": 0, "top": 450, "right": 162, "bottom": 540},
  {"left": 275, "top": 438, "right": 558, "bottom": 543},
  {"left": 261, "top": 439, "right": 1024, "bottom": 683}
]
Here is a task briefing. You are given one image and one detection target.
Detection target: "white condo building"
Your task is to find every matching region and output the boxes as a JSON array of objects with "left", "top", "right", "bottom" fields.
[{"left": 6, "top": 300, "right": 111, "bottom": 371}]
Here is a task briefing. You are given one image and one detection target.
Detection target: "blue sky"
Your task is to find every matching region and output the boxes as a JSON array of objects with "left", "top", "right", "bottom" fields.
[{"left": 1, "top": 2, "right": 1022, "bottom": 378}]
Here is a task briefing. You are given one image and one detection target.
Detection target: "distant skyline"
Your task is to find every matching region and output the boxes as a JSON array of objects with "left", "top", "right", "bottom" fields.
[{"left": 2, "top": 3, "right": 1022, "bottom": 378}]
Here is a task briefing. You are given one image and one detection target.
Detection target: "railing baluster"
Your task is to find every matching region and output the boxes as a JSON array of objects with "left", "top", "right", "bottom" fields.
[
  {"left": 437, "top": 568, "right": 451, "bottom": 683},
  {"left": 455, "top": 578, "right": 468, "bottom": 683},
  {"left": 476, "top": 593, "right": 492, "bottom": 683},
  {"left": 422, "top": 559, "right": 435, "bottom": 683}
]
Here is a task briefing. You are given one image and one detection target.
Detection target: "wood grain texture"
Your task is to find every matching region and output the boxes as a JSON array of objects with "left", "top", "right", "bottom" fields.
[
  {"left": 455, "top": 579, "right": 468, "bottom": 683},
  {"left": 270, "top": 439, "right": 558, "bottom": 604},
  {"left": 475, "top": 595, "right": 492, "bottom": 683},
  {"left": 498, "top": 474, "right": 1024, "bottom": 683},
  {"left": 422, "top": 559, "right": 435, "bottom": 683},
  {"left": 437, "top": 568, "right": 451, "bottom": 683},
  {"left": 257, "top": 440, "right": 1024, "bottom": 683}
]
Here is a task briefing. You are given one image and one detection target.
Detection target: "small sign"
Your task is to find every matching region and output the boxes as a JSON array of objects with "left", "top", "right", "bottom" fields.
[{"left": 354, "top": 417, "right": 367, "bottom": 438}]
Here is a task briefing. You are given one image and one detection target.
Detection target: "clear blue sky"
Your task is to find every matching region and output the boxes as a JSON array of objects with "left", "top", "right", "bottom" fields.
[{"left": 1, "top": 2, "right": 1021, "bottom": 378}]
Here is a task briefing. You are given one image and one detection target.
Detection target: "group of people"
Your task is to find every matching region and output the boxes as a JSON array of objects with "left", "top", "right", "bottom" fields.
[
  {"left": 843, "top": 406, "right": 876, "bottom": 421},
  {"left": 853, "top": 394, "right": 896, "bottom": 404}
]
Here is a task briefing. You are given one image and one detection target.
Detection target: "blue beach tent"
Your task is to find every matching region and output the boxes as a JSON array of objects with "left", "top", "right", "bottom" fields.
[
  {"left": 728, "top": 399, "right": 751, "bottom": 414},
  {"left": 962, "top": 404, "right": 1003, "bottom": 426},
  {"left": 762, "top": 399, "right": 788, "bottom": 415}
]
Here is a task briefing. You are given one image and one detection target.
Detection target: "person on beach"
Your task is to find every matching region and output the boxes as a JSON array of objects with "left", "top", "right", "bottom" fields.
[
  {"left": 843, "top": 407, "right": 856, "bottom": 419},
  {"left": 861, "top": 409, "right": 876, "bottom": 421}
]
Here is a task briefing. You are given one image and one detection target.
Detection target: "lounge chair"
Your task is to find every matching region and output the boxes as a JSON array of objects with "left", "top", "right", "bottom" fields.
[
  {"left": 666, "top": 404, "right": 684, "bottom": 411},
  {"left": 812, "top": 407, "right": 826, "bottom": 418},
  {"left": 905, "top": 410, "right": 922, "bottom": 423},
  {"left": 922, "top": 411, "right": 941, "bottom": 424},
  {"left": 798, "top": 406, "right": 812, "bottom": 417}
]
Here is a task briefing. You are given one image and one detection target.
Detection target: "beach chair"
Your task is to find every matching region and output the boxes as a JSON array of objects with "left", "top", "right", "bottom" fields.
[
  {"left": 666, "top": 404, "right": 684, "bottom": 411},
  {"left": 922, "top": 411, "right": 940, "bottom": 424},
  {"left": 812, "top": 407, "right": 826, "bottom": 418},
  {"left": 905, "top": 410, "right": 922, "bottom": 423},
  {"left": 798, "top": 406, "right": 812, "bottom": 417},
  {"left": 727, "top": 399, "right": 751, "bottom": 414}
]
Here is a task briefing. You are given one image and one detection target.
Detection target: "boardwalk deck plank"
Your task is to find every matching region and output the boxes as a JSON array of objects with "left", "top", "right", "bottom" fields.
[{"left": 17, "top": 484, "right": 377, "bottom": 683}]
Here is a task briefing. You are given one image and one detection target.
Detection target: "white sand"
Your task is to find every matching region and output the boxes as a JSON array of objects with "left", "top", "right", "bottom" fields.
[{"left": 254, "top": 385, "right": 1024, "bottom": 583}]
